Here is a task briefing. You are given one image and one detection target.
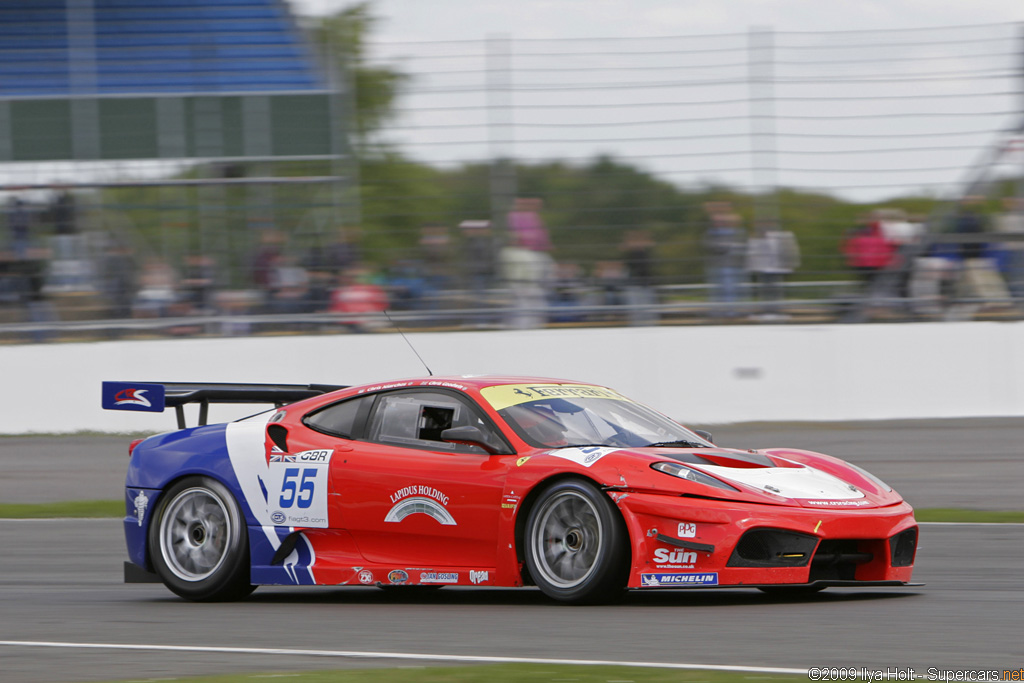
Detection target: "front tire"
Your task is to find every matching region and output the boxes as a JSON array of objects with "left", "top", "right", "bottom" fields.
[
  {"left": 524, "top": 479, "right": 629, "bottom": 604},
  {"left": 148, "top": 476, "right": 255, "bottom": 601}
]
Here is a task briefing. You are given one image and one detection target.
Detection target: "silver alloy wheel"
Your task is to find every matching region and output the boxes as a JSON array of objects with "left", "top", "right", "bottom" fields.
[
  {"left": 530, "top": 490, "right": 603, "bottom": 589},
  {"left": 159, "top": 486, "right": 231, "bottom": 582}
]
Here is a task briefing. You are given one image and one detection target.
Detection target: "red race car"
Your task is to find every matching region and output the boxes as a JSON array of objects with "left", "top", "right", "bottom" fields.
[{"left": 106, "top": 376, "right": 919, "bottom": 603}]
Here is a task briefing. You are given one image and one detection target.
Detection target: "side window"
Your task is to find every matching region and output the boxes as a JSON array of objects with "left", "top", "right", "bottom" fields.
[
  {"left": 367, "top": 390, "right": 504, "bottom": 453},
  {"left": 303, "top": 395, "right": 374, "bottom": 438}
]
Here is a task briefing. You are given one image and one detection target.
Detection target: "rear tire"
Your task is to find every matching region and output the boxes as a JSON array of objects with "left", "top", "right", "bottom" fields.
[
  {"left": 148, "top": 476, "right": 255, "bottom": 602},
  {"left": 524, "top": 479, "right": 629, "bottom": 604}
]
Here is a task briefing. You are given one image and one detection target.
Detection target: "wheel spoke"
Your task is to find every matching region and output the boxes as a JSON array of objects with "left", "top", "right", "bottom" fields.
[
  {"left": 160, "top": 486, "right": 233, "bottom": 582},
  {"left": 556, "top": 552, "right": 577, "bottom": 579},
  {"left": 532, "top": 490, "right": 604, "bottom": 590}
]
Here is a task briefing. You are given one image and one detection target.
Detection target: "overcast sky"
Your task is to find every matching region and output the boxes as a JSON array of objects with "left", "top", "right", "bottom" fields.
[
  {"left": 290, "top": 1, "right": 1024, "bottom": 40},
  {"left": 287, "top": 2, "right": 1024, "bottom": 203}
]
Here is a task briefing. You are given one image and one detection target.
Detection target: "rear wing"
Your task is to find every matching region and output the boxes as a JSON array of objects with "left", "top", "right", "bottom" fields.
[{"left": 101, "top": 381, "right": 347, "bottom": 429}]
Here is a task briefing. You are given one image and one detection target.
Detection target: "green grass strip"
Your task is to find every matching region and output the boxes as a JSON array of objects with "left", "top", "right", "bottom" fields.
[
  {"left": 0, "top": 500, "right": 123, "bottom": 518},
  {"left": 2, "top": 500, "right": 1023, "bottom": 524},
  {"left": 913, "top": 508, "right": 1024, "bottom": 523},
  {"left": 105, "top": 664, "right": 806, "bottom": 683}
]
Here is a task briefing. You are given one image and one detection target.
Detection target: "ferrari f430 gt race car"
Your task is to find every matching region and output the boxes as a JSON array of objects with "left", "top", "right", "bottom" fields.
[{"left": 105, "top": 376, "right": 919, "bottom": 603}]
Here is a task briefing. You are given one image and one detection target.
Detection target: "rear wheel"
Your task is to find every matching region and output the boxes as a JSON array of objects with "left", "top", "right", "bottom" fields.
[
  {"left": 148, "top": 476, "right": 255, "bottom": 601},
  {"left": 524, "top": 479, "right": 629, "bottom": 604}
]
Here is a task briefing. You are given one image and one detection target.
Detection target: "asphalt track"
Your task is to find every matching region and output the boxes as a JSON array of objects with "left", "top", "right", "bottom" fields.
[{"left": 1, "top": 419, "right": 1023, "bottom": 682}]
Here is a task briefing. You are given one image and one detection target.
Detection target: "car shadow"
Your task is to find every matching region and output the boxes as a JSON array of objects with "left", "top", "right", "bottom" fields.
[{"left": 226, "top": 585, "right": 923, "bottom": 607}]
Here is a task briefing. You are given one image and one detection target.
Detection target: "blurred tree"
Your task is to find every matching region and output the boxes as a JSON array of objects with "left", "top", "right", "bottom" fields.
[{"left": 310, "top": 2, "right": 409, "bottom": 156}]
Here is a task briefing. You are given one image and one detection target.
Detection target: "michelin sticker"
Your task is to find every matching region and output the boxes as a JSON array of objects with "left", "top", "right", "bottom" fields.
[
  {"left": 547, "top": 446, "right": 619, "bottom": 468},
  {"left": 641, "top": 572, "right": 718, "bottom": 587},
  {"left": 266, "top": 449, "right": 333, "bottom": 528}
]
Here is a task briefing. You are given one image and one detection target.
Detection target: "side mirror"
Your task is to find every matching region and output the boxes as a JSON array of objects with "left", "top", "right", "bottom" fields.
[
  {"left": 693, "top": 429, "right": 714, "bottom": 444},
  {"left": 440, "top": 426, "right": 499, "bottom": 454}
]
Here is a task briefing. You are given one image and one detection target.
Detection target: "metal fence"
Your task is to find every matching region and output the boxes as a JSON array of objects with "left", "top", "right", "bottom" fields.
[{"left": 2, "top": 19, "right": 1024, "bottom": 342}]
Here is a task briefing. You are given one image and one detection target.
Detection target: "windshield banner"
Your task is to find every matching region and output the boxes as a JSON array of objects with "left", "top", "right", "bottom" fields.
[{"left": 481, "top": 384, "right": 629, "bottom": 411}]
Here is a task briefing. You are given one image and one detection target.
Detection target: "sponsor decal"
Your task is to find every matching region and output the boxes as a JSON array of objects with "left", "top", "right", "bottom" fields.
[
  {"left": 516, "top": 456, "right": 531, "bottom": 467},
  {"left": 804, "top": 499, "right": 872, "bottom": 507},
  {"left": 390, "top": 485, "right": 449, "bottom": 506},
  {"left": 133, "top": 491, "right": 149, "bottom": 527},
  {"left": 357, "top": 569, "right": 374, "bottom": 585},
  {"left": 358, "top": 381, "right": 413, "bottom": 394},
  {"left": 385, "top": 485, "right": 456, "bottom": 526},
  {"left": 101, "top": 381, "right": 166, "bottom": 413},
  {"left": 388, "top": 569, "right": 409, "bottom": 584},
  {"left": 641, "top": 572, "right": 719, "bottom": 587},
  {"left": 263, "top": 450, "right": 334, "bottom": 529},
  {"left": 469, "top": 570, "right": 490, "bottom": 585},
  {"left": 269, "top": 449, "right": 332, "bottom": 465},
  {"left": 547, "top": 446, "right": 619, "bottom": 468},
  {"left": 501, "top": 495, "right": 520, "bottom": 511},
  {"left": 419, "top": 572, "right": 459, "bottom": 584},
  {"left": 480, "top": 383, "right": 630, "bottom": 411},
  {"left": 653, "top": 547, "right": 697, "bottom": 568},
  {"left": 678, "top": 522, "right": 697, "bottom": 538},
  {"left": 295, "top": 449, "right": 332, "bottom": 463},
  {"left": 115, "top": 388, "right": 151, "bottom": 408},
  {"left": 420, "top": 380, "right": 470, "bottom": 392}
]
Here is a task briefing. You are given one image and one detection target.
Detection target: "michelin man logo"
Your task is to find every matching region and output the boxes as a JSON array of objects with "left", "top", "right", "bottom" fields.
[{"left": 133, "top": 491, "right": 149, "bottom": 527}]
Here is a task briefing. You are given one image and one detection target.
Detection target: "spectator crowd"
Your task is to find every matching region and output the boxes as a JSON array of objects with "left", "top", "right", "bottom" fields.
[{"left": 3, "top": 190, "right": 1024, "bottom": 340}]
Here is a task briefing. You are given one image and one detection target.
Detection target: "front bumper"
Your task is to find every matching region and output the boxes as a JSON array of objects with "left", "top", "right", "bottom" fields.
[{"left": 613, "top": 491, "right": 918, "bottom": 589}]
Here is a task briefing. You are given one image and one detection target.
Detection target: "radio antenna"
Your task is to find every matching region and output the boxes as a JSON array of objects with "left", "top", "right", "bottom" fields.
[{"left": 384, "top": 310, "right": 433, "bottom": 376}]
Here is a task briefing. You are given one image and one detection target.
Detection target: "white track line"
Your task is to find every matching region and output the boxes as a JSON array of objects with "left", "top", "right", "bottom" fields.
[{"left": 0, "top": 640, "right": 808, "bottom": 675}]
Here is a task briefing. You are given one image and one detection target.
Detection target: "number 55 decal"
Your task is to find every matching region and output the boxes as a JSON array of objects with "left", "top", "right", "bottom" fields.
[
  {"left": 280, "top": 467, "right": 317, "bottom": 509},
  {"left": 267, "top": 450, "right": 333, "bottom": 528}
]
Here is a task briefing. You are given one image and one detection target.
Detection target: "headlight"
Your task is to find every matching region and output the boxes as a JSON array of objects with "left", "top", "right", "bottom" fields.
[
  {"left": 651, "top": 461, "right": 739, "bottom": 491},
  {"left": 846, "top": 462, "right": 892, "bottom": 492}
]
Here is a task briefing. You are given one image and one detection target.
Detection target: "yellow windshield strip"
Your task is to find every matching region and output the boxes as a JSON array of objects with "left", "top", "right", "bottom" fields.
[{"left": 480, "top": 384, "right": 629, "bottom": 411}]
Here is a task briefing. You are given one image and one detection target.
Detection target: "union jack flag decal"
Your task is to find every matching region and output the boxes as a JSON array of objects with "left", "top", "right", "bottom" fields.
[{"left": 270, "top": 453, "right": 297, "bottom": 463}]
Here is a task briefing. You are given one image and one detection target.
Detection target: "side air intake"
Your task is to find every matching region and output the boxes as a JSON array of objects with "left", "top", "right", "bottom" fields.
[
  {"left": 890, "top": 527, "right": 918, "bottom": 567},
  {"left": 727, "top": 528, "right": 818, "bottom": 567}
]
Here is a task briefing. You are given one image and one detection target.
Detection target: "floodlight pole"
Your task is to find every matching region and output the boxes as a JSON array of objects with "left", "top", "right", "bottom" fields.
[
  {"left": 487, "top": 33, "right": 517, "bottom": 242},
  {"left": 748, "top": 25, "right": 779, "bottom": 230}
]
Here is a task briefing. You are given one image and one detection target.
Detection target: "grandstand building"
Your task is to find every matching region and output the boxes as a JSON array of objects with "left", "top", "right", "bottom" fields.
[{"left": 0, "top": 0, "right": 349, "bottom": 316}]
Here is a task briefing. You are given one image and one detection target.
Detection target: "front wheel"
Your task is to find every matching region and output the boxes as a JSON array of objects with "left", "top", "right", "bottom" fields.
[
  {"left": 148, "top": 476, "right": 255, "bottom": 601},
  {"left": 524, "top": 479, "right": 629, "bottom": 604}
]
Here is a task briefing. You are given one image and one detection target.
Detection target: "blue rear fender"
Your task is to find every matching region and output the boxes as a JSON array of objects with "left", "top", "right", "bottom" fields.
[
  {"left": 126, "top": 424, "right": 240, "bottom": 491},
  {"left": 124, "top": 423, "right": 254, "bottom": 571}
]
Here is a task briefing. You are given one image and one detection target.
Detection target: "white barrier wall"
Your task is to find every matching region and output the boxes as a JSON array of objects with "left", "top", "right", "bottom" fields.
[{"left": 2, "top": 321, "right": 1023, "bottom": 434}]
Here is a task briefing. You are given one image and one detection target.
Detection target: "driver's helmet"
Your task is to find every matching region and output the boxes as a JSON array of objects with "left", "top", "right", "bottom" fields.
[{"left": 506, "top": 403, "right": 569, "bottom": 446}]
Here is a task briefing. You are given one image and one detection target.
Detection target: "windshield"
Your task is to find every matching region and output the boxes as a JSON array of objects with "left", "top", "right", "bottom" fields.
[{"left": 480, "top": 383, "right": 711, "bottom": 449}]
